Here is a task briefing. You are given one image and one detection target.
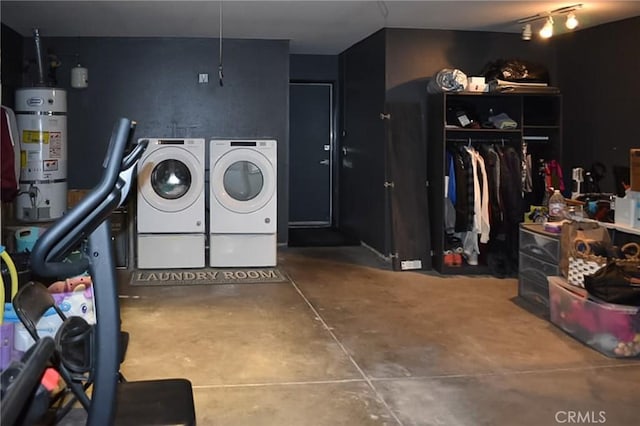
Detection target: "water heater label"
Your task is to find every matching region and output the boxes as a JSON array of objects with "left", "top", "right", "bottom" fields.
[
  {"left": 48, "top": 132, "right": 62, "bottom": 158},
  {"left": 43, "top": 160, "right": 59, "bottom": 171},
  {"left": 26, "top": 97, "right": 44, "bottom": 107},
  {"left": 22, "top": 130, "right": 50, "bottom": 144}
]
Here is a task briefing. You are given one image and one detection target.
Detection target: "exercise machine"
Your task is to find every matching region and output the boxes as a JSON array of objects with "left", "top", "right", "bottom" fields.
[{"left": 22, "top": 118, "right": 195, "bottom": 425}]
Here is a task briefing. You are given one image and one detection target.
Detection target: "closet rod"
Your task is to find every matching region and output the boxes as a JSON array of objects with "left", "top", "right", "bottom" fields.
[{"left": 446, "top": 137, "right": 518, "bottom": 144}]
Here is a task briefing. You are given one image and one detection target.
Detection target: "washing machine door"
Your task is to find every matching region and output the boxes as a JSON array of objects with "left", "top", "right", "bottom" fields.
[
  {"left": 138, "top": 147, "right": 204, "bottom": 213},
  {"left": 211, "top": 148, "right": 276, "bottom": 214}
]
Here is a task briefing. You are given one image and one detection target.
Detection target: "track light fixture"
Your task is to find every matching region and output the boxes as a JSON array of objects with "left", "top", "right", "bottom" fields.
[
  {"left": 517, "top": 3, "right": 582, "bottom": 40},
  {"left": 540, "top": 17, "right": 554, "bottom": 39},
  {"left": 566, "top": 12, "right": 579, "bottom": 30}
]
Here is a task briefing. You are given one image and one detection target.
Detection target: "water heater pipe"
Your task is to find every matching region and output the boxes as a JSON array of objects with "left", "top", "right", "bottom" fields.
[{"left": 33, "top": 28, "right": 45, "bottom": 85}]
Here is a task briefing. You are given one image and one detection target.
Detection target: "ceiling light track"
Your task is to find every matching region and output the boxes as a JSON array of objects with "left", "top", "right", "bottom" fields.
[
  {"left": 517, "top": 3, "right": 583, "bottom": 40},
  {"left": 517, "top": 3, "right": 583, "bottom": 24}
]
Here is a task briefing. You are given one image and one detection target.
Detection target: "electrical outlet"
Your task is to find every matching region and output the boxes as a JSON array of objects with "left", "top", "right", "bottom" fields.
[{"left": 198, "top": 73, "right": 209, "bottom": 84}]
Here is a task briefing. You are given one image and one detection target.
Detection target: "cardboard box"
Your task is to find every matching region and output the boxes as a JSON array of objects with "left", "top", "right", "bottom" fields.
[
  {"left": 630, "top": 149, "right": 640, "bottom": 191},
  {"left": 466, "top": 76, "right": 488, "bottom": 92},
  {"left": 67, "top": 189, "right": 90, "bottom": 209}
]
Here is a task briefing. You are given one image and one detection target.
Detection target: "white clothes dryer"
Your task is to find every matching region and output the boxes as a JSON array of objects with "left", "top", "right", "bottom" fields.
[
  {"left": 136, "top": 138, "right": 205, "bottom": 268},
  {"left": 209, "top": 139, "right": 277, "bottom": 267}
]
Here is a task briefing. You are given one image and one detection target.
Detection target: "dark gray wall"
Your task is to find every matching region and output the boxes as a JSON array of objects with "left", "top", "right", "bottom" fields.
[
  {"left": 1, "top": 24, "right": 23, "bottom": 108},
  {"left": 19, "top": 36, "right": 290, "bottom": 242},
  {"left": 555, "top": 16, "right": 640, "bottom": 193},
  {"left": 290, "top": 54, "right": 338, "bottom": 81},
  {"left": 340, "top": 30, "right": 388, "bottom": 254}
]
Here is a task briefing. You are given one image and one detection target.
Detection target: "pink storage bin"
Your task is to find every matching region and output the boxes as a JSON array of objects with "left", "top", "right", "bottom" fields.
[{"left": 548, "top": 276, "right": 640, "bottom": 358}]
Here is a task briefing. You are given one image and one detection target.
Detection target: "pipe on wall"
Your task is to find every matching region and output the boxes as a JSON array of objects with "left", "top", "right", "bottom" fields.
[{"left": 32, "top": 28, "right": 45, "bottom": 85}]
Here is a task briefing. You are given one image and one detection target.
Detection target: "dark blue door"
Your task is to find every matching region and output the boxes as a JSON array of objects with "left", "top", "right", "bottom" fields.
[{"left": 289, "top": 83, "right": 332, "bottom": 226}]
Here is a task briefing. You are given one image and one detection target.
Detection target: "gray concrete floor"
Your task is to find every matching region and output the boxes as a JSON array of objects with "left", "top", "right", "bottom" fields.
[{"left": 107, "top": 246, "right": 639, "bottom": 425}]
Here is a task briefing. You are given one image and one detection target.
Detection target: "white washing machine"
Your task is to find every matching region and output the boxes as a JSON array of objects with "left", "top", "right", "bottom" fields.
[
  {"left": 137, "top": 138, "right": 205, "bottom": 268},
  {"left": 209, "top": 139, "right": 277, "bottom": 267}
]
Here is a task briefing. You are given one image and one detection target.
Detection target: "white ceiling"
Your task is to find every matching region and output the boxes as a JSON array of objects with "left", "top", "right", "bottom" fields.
[{"left": 2, "top": 1, "right": 639, "bottom": 54}]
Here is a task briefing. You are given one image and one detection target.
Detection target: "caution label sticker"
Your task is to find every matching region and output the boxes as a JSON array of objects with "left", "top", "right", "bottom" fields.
[
  {"left": 43, "top": 160, "right": 59, "bottom": 171},
  {"left": 48, "top": 132, "right": 62, "bottom": 158},
  {"left": 22, "top": 130, "right": 50, "bottom": 144}
]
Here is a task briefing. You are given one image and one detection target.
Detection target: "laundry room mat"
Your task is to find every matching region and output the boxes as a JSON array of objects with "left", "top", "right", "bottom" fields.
[{"left": 129, "top": 267, "right": 290, "bottom": 286}]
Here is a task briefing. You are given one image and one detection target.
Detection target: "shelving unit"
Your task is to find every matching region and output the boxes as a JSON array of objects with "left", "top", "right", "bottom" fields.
[
  {"left": 522, "top": 94, "right": 563, "bottom": 162},
  {"left": 427, "top": 91, "right": 562, "bottom": 274}
]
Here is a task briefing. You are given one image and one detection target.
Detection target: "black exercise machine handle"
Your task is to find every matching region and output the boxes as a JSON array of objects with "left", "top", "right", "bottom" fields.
[
  {"left": 0, "top": 337, "right": 56, "bottom": 426},
  {"left": 30, "top": 118, "right": 144, "bottom": 279},
  {"left": 121, "top": 139, "right": 148, "bottom": 171}
]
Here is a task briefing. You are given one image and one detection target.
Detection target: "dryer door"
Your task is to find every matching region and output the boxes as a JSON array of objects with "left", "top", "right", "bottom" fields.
[
  {"left": 211, "top": 148, "right": 276, "bottom": 214},
  {"left": 138, "top": 147, "right": 204, "bottom": 213}
]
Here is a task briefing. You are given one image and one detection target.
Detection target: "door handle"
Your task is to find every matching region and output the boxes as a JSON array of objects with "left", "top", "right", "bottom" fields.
[{"left": 319, "top": 159, "right": 329, "bottom": 166}]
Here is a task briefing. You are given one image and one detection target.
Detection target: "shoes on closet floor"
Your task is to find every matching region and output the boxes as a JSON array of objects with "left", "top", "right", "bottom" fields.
[
  {"left": 444, "top": 251, "right": 462, "bottom": 267},
  {"left": 465, "top": 252, "right": 478, "bottom": 266}
]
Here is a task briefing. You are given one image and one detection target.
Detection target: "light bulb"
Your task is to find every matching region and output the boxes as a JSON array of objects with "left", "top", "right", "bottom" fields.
[
  {"left": 540, "top": 17, "right": 554, "bottom": 39},
  {"left": 566, "top": 13, "right": 579, "bottom": 30},
  {"left": 522, "top": 24, "right": 532, "bottom": 41}
]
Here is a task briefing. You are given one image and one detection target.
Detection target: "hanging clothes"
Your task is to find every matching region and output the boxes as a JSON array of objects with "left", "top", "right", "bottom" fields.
[
  {"left": 465, "top": 146, "right": 482, "bottom": 235},
  {"left": 461, "top": 146, "right": 475, "bottom": 231},
  {"left": 545, "top": 160, "right": 565, "bottom": 192},
  {"left": 451, "top": 146, "right": 472, "bottom": 233},
  {"left": 498, "top": 145, "right": 523, "bottom": 226},
  {"left": 498, "top": 144, "right": 523, "bottom": 271},
  {"left": 452, "top": 146, "right": 491, "bottom": 263},
  {"left": 444, "top": 197, "right": 456, "bottom": 235},
  {"left": 471, "top": 149, "right": 490, "bottom": 243},
  {"left": 457, "top": 146, "right": 482, "bottom": 263},
  {"left": 479, "top": 144, "right": 503, "bottom": 235},
  {"left": 447, "top": 151, "right": 456, "bottom": 205},
  {"left": 532, "top": 157, "right": 548, "bottom": 205},
  {"left": 522, "top": 142, "right": 533, "bottom": 194}
]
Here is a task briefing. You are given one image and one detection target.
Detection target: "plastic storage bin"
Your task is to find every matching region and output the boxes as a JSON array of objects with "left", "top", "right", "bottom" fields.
[
  {"left": 548, "top": 276, "right": 640, "bottom": 358},
  {"left": 14, "top": 227, "right": 45, "bottom": 253},
  {"left": 520, "top": 252, "right": 559, "bottom": 279},
  {"left": 519, "top": 226, "right": 560, "bottom": 264},
  {"left": 518, "top": 275, "right": 549, "bottom": 308},
  {"left": 1, "top": 304, "right": 25, "bottom": 370}
]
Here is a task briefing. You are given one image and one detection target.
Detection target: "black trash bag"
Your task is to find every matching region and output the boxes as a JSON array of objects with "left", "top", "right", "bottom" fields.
[
  {"left": 584, "top": 261, "right": 640, "bottom": 307},
  {"left": 481, "top": 59, "right": 550, "bottom": 84}
]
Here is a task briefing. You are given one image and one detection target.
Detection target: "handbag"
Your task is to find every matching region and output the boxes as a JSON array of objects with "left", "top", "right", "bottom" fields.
[
  {"left": 569, "top": 242, "right": 640, "bottom": 287},
  {"left": 584, "top": 261, "right": 640, "bottom": 306},
  {"left": 568, "top": 253, "right": 607, "bottom": 287},
  {"left": 560, "top": 221, "right": 611, "bottom": 278},
  {"left": 481, "top": 59, "right": 550, "bottom": 84}
]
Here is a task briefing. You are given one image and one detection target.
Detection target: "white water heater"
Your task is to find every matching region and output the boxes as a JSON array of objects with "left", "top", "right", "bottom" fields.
[{"left": 14, "top": 87, "right": 68, "bottom": 222}]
